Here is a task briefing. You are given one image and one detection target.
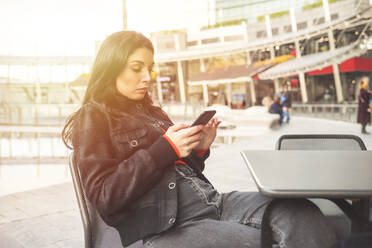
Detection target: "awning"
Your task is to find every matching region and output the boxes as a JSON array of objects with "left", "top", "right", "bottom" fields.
[
  {"left": 188, "top": 55, "right": 293, "bottom": 86},
  {"left": 259, "top": 41, "right": 368, "bottom": 80},
  {"left": 188, "top": 63, "right": 274, "bottom": 86},
  {"left": 308, "top": 57, "right": 372, "bottom": 75}
]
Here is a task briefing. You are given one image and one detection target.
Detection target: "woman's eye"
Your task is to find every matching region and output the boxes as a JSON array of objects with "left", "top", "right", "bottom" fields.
[{"left": 132, "top": 67, "right": 141, "bottom": 72}]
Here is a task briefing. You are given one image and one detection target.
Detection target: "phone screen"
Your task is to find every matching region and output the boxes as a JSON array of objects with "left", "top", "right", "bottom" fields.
[{"left": 191, "top": 110, "right": 216, "bottom": 127}]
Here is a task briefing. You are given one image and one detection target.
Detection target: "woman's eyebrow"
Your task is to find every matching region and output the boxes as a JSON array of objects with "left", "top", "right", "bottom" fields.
[
  {"left": 129, "top": 60, "right": 154, "bottom": 67},
  {"left": 129, "top": 60, "right": 144, "bottom": 65}
]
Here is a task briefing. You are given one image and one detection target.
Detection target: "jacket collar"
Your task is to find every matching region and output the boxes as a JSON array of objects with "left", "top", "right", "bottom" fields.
[{"left": 104, "top": 90, "right": 146, "bottom": 115}]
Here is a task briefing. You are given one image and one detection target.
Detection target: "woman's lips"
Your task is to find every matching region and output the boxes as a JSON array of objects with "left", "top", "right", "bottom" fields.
[{"left": 136, "top": 88, "right": 147, "bottom": 93}]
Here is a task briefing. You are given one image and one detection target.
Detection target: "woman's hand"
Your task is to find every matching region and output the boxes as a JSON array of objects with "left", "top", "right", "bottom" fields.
[
  {"left": 195, "top": 118, "right": 221, "bottom": 150},
  {"left": 165, "top": 124, "right": 203, "bottom": 158}
]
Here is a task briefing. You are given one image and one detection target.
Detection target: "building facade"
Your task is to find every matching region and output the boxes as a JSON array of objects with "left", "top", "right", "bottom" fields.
[
  {"left": 0, "top": 0, "right": 371, "bottom": 109},
  {"left": 150, "top": 0, "right": 372, "bottom": 107}
]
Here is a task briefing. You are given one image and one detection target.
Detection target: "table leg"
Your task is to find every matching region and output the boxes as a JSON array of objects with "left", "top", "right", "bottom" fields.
[{"left": 351, "top": 198, "right": 371, "bottom": 233}]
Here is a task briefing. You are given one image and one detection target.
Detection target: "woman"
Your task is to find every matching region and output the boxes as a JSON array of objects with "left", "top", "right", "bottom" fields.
[
  {"left": 62, "top": 31, "right": 337, "bottom": 248},
  {"left": 357, "top": 77, "right": 371, "bottom": 134}
]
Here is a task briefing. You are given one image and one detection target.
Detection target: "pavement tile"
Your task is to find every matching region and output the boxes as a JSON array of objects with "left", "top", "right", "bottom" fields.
[{"left": 0, "top": 233, "right": 25, "bottom": 248}]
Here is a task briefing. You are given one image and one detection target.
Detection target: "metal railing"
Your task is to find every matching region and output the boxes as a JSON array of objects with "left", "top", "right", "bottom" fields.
[
  {"left": 0, "top": 102, "right": 204, "bottom": 164},
  {"left": 0, "top": 102, "right": 205, "bottom": 126},
  {"left": 0, "top": 102, "right": 359, "bottom": 164},
  {"left": 0, "top": 103, "right": 79, "bottom": 125},
  {"left": 161, "top": 102, "right": 205, "bottom": 120},
  {"left": 291, "top": 103, "right": 358, "bottom": 123}
]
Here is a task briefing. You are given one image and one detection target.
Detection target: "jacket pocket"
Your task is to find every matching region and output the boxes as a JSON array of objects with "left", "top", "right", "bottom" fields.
[{"left": 113, "top": 125, "right": 148, "bottom": 155}]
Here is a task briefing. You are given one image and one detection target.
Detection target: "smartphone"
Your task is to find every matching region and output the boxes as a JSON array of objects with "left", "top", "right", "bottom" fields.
[{"left": 191, "top": 110, "right": 216, "bottom": 127}]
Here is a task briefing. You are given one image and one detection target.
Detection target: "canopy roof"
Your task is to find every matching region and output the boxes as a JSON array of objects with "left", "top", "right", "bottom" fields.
[
  {"left": 188, "top": 55, "right": 293, "bottom": 85},
  {"left": 259, "top": 40, "right": 369, "bottom": 80},
  {"left": 155, "top": 10, "right": 370, "bottom": 63}
]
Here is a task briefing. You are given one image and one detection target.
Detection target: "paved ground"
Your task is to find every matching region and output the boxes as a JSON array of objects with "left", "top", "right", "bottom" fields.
[{"left": 0, "top": 116, "right": 371, "bottom": 248}]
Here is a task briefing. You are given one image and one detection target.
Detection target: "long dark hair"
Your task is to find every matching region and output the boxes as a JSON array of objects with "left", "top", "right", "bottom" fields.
[{"left": 62, "top": 30, "right": 168, "bottom": 149}]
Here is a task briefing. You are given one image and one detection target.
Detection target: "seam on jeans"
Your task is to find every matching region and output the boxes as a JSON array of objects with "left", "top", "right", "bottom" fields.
[
  {"left": 215, "top": 195, "right": 223, "bottom": 218},
  {"left": 176, "top": 168, "right": 220, "bottom": 207},
  {"left": 143, "top": 233, "right": 162, "bottom": 248},
  {"left": 243, "top": 217, "right": 262, "bottom": 229},
  {"left": 144, "top": 240, "right": 154, "bottom": 248},
  {"left": 271, "top": 225, "right": 285, "bottom": 248},
  {"left": 244, "top": 218, "right": 286, "bottom": 248}
]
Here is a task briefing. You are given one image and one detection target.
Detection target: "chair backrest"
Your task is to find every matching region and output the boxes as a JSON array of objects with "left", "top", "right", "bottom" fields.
[
  {"left": 276, "top": 134, "right": 367, "bottom": 151},
  {"left": 69, "top": 154, "right": 144, "bottom": 248}
]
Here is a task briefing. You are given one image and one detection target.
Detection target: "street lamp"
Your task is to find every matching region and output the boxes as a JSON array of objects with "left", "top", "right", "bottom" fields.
[{"left": 122, "top": 0, "right": 127, "bottom": 30}]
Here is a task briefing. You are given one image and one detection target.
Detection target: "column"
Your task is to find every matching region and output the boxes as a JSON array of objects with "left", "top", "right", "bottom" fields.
[
  {"left": 323, "top": 0, "right": 344, "bottom": 103},
  {"left": 200, "top": 59, "right": 209, "bottom": 106},
  {"left": 290, "top": 7, "right": 308, "bottom": 103},
  {"left": 60, "top": 64, "right": 70, "bottom": 103},
  {"left": 246, "top": 52, "right": 256, "bottom": 105},
  {"left": 6, "top": 64, "right": 11, "bottom": 104},
  {"left": 270, "top": 47, "right": 280, "bottom": 94},
  {"left": 250, "top": 79, "right": 256, "bottom": 105},
  {"left": 152, "top": 39, "right": 163, "bottom": 103},
  {"left": 226, "top": 83, "right": 232, "bottom": 107},
  {"left": 176, "top": 61, "right": 186, "bottom": 103},
  {"left": 35, "top": 64, "right": 41, "bottom": 103},
  {"left": 295, "top": 41, "right": 308, "bottom": 103},
  {"left": 265, "top": 15, "right": 273, "bottom": 38},
  {"left": 202, "top": 83, "right": 209, "bottom": 106},
  {"left": 49, "top": 64, "right": 54, "bottom": 104},
  {"left": 174, "top": 34, "right": 186, "bottom": 103},
  {"left": 208, "top": 0, "right": 216, "bottom": 26},
  {"left": 242, "top": 21, "right": 248, "bottom": 42},
  {"left": 154, "top": 64, "right": 163, "bottom": 104},
  {"left": 122, "top": 0, "right": 128, "bottom": 30},
  {"left": 266, "top": 15, "right": 280, "bottom": 94}
]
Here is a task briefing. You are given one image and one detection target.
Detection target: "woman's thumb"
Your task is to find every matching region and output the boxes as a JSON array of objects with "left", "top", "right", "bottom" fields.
[{"left": 169, "top": 123, "right": 188, "bottom": 132}]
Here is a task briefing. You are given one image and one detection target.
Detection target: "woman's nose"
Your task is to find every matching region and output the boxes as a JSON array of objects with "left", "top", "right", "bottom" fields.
[{"left": 142, "top": 70, "right": 151, "bottom": 83}]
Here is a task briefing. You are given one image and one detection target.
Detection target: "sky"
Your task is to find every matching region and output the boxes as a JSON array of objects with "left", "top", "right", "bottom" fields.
[{"left": 0, "top": 0, "right": 209, "bottom": 56}]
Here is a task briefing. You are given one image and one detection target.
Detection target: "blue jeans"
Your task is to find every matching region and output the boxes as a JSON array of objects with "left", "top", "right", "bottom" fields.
[
  {"left": 282, "top": 107, "right": 290, "bottom": 123},
  {"left": 143, "top": 165, "right": 337, "bottom": 248}
]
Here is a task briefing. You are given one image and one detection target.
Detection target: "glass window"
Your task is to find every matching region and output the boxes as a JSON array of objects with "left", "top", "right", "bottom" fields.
[
  {"left": 256, "top": 30, "right": 267, "bottom": 38},
  {"left": 201, "top": 37, "right": 220, "bottom": 44},
  {"left": 297, "top": 21, "right": 307, "bottom": 30}
]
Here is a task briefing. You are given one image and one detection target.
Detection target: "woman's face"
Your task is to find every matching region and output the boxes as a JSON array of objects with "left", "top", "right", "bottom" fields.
[{"left": 116, "top": 47, "right": 154, "bottom": 101}]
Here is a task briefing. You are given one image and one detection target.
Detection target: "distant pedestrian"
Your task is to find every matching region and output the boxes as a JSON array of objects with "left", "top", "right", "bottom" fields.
[
  {"left": 270, "top": 96, "right": 283, "bottom": 125},
  {"left": 261, "top": 95, "right": 273, "bottom": 112},
  {"left": 357, "top": 77, "right": 371, "bottom": 134},
  {"left": 281, "top": 84, "right": 292, "bottom": 123}
]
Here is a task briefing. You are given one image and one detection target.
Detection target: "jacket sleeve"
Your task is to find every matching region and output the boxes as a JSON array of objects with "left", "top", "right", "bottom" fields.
[
  {"left": 186, "top": 149, "right": 210, "bottom": 172},
  {"left": 73, "top": 104, "right": 179, "bottom": 224}
]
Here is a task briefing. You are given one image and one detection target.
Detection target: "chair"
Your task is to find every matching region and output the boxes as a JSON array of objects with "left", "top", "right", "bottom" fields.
[
  {"left": 69, "top": 153, "right": 144, "bottom": 248},
  {"left": 276, "top": 134, "right": 367, "bottom": 151},
  {"left": 276, "top": 134, "right": 370, "bottom": 239}
]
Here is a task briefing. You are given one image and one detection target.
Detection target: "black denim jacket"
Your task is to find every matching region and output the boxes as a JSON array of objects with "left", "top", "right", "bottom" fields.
[{"left": 72, "top": 94, "right": 210, "bottom": 246}]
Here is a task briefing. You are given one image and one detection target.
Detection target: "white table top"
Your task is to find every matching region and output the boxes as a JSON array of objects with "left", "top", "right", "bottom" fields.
[{"left": 241, "top": 150, "right": 372, "bottom": 198}]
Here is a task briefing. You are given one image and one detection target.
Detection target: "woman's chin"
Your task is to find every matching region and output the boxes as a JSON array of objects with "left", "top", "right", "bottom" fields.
[{"left": 132, "top": 92, "right": 146, "bottom": 101}]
